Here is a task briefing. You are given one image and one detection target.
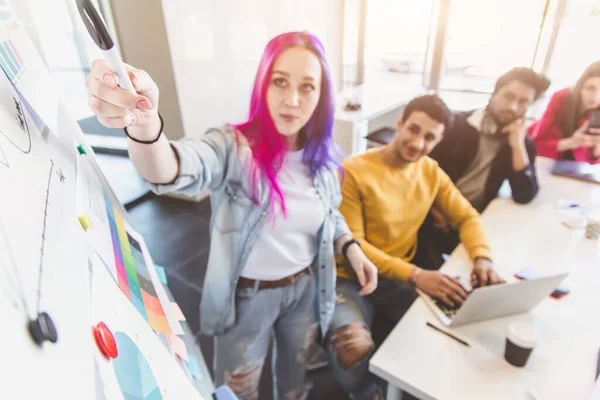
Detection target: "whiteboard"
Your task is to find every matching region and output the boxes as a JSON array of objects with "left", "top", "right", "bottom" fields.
[{"left": 0, "top": 4, "right": 205, "bottom": 399}]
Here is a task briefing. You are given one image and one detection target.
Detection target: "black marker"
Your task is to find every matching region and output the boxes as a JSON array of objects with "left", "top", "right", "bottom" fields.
[
  {"left": 426, "top": 321, "right": 470, "bottom": 347},
  {"left": 76, "top": 0, "right": 135, "bottom": 92}
]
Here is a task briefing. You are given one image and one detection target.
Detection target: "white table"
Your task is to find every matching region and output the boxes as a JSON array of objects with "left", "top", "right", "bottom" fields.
[
  {"left": 592, "top": 379, "right": 600, "bottom": 400},
  {"left": 370, "top": 157, "right": 600, "bottom": 400},
  {"left": 333, "top": 80, "right": 424, "bottom": 155}
]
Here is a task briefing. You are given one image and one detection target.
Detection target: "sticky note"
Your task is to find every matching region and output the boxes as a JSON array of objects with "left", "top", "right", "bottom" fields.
[
  {"left": 171, "top": 302, "right": 186, "bottom": 321},
  {"left": 180, "top": 355, "right": 192, "bottom": 376},
  {"left": 78, "top": 214, "right": 93, "bottom": 231},
  {"left": 187, "top": 355, "right": 202, "bottom": 380},
  {"left": 167, "top": 334, "right": 189, "bottom": 361},
  {"left": 154, "top": 264, "right": 168, "bottom": 284}
]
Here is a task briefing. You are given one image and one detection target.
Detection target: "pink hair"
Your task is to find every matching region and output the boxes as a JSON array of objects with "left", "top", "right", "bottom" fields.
[{"left": 231, "top": 31, "right": 338, "bottom": 214}]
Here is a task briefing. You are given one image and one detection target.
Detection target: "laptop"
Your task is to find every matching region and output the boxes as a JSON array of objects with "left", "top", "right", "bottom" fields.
[
  {"left": 418, "top": 272, "right": 569, "bottom": 327},
  {"left": 551, "top": 160, "right": 600, "bottom": 184}
]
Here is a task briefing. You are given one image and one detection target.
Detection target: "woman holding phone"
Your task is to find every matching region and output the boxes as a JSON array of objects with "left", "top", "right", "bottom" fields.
[
  {"left": 528, "top": 61, "right": 600, "bottom": 164},
  {"left": 85, "top": 31, "right": 378, "bottom": 399}
]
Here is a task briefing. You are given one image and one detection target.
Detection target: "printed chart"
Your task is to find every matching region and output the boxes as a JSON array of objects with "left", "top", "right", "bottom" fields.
[
  {"left": 0, "top": 64, "right": 31, "bottom": 157},
  {"left": 90, "top": 255, "right": 202, "bottom": 400},
  {"left": 0, "top": 38, "right": 23, "bottom": 82},
  {"left": 113, "top": 332, "right": 162, "bottom": 400},
  {"left": 104, "top": 194, "right": 173, "bottom": 334}
]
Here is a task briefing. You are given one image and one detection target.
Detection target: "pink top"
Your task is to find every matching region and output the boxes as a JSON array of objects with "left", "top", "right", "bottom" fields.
[{"left": 528, "top": 88, "right": 599, "bottom": 164}]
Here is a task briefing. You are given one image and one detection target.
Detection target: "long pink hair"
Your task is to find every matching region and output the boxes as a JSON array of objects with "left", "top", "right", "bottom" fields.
[{"left": 231, "top": 32, "right": 338, "bottom": 214}]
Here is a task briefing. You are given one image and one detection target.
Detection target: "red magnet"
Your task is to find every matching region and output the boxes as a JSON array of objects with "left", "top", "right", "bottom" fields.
[{"left": 94, "top": 322, "right": 118, "bottom": 359}]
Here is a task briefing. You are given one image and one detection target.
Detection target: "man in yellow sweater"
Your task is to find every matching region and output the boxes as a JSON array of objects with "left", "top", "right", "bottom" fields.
[{"left": 327, "top": 95, "right": 504, "bottom": 400}]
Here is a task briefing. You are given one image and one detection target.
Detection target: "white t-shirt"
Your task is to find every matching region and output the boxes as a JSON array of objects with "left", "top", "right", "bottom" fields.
[{"left": 241, "top": 149, "right": 326, "bottom": 280}]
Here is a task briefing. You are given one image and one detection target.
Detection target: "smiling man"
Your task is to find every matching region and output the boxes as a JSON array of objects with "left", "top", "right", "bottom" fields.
[{"left": 327, "top": 95, "right": 502, "bottom": 400}]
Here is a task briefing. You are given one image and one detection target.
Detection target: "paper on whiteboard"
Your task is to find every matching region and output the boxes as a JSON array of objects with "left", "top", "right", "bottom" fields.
[
  {"left": 97, "top": 202, "right": 183, "bottom": 336},
  {"left": 0, "top": 70, "right": 94, "bottom": 400},
  {"left": 90, "top": 256, "right": 202, "bottom": 400},
  {"left": 0, "top": 56, "right": 34, "bottom": 161},
  {"left": 126, "top": 223, "right": 184, "bottom": 335},
  {"left": 0, "top": 20, "right": 60, "bottom": 136},
  {"left": 76, "top": 151, "right": 117, "bottom": 281}
]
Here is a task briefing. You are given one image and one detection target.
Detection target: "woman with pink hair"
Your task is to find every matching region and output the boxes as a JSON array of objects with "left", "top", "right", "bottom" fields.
[{"left": 86, "top": 31, "right": 377, "bottom": 399}]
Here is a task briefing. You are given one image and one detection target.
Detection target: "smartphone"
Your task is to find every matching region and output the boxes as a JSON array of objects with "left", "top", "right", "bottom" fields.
[
  {"left": 587, "top": 109, "right": 600, "bottom": 135},
  {"left": 514, "top": 267, "right": 570, "bottom": 299}
]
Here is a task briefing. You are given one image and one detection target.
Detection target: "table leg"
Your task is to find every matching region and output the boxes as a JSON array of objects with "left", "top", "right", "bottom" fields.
[
  {"left": 353, "top": 120, "right": 368, "bottom": 154},
  {"left": 333, "top": 119, "right": 369, "bottom": 156},
  {"left": 333, "top": 119, "right": 355, "bottom": 155},
  {"left": 386, "top": 386, "right": 403, "bottom": 400}
]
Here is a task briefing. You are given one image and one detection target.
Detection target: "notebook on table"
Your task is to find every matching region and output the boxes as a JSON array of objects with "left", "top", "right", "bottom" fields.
[{"left": 551, "top": 160, "right": 600, "bottom": 184}]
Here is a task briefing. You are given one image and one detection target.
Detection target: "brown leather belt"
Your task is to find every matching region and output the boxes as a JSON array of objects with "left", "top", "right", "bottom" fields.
[{"left": 237, "top": 267, "right": 310, "bottom": 290}]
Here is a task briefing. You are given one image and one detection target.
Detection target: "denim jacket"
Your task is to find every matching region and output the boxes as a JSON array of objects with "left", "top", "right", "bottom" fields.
[{"left": 147, "top": 127, "right": 351, "bottom": 336}]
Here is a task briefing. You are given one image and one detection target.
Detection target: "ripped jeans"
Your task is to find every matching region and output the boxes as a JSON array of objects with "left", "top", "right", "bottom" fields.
[
  {"left": 326, "top": 278, "right": 418, "bottom": 400},
  {"left": 214, "top": 272, "right": 318, "bottom": 400}
]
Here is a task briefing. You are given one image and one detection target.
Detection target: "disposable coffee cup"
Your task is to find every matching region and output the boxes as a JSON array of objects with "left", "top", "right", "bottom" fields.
[{"left": 505, "top": 321, "right": 538, "bottom": 367}]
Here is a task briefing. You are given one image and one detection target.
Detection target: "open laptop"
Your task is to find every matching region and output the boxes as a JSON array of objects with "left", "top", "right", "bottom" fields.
[
  {"left": 418, "top": 272, "right": 569, "bottom": 327},
  {"left": 551, "top": 160, "right": 600, "bottom": 184}
]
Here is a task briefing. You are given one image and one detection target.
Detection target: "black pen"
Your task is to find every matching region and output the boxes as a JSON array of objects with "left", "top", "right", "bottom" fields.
[{"left": 426, "top": 321, "right": 470, "bottom": 347}]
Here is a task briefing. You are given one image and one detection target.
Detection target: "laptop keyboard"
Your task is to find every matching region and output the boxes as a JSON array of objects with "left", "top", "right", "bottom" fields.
[
  {"left": 435, "top": 299, "right": 461, "bottom": 317},
  {"left": 434, "top": 287, "right": 476, "bottom": 318}
]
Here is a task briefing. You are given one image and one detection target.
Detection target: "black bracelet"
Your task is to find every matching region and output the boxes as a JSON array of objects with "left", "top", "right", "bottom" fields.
[
  {"left": 342, "top": 239, "right": 361, "bottom": 259},
  {"left": 124, "top": 113, "right": 164, "bottom": 144}
]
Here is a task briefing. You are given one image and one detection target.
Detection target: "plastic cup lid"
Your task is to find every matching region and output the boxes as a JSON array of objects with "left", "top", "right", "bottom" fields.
[{"left": 507, "top": 321, "right": 538, "bottom": 349}]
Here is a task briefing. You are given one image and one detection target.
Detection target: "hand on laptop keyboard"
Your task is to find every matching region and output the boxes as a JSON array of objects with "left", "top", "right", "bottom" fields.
[
  {"left": 472, "top": 258, "right": 506, "bottom": 287},
  {"left": 434, "top": 286, "right": 475, "bottom": 317},
  {"left": 434, "top": 298, "right": 463, "bottom": 317},
  {"left": 412, "top": 269, "right": 469, "bottom": 308}
]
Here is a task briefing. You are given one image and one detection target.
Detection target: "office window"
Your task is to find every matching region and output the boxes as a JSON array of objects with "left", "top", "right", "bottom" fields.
[
  {"left": 438, "top": 0, "right": 548, "bottom": 93},
  {"left": 364, "top": 0, "right": 433, "bottom": 85},
  {"left": 341, "top": 0, "right": 361, "bottom": 89},
  {"left": 545, "top": 0, "right": 600, "bottom": 91}
]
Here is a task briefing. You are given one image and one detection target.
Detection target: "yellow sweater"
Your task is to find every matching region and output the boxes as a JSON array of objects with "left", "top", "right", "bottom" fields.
[{"left": 337, "top": 149, "right": 491, "bottom": 281}]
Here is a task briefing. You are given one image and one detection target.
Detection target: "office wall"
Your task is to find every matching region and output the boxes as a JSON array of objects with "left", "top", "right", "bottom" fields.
[{"left": 161, "top": 0, "right": 344, "bottom": 136}]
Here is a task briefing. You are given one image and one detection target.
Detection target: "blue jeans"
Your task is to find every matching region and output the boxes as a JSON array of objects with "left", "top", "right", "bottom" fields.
[
  {"left": 214, "top": 272, "right": 318, "bottom": 400},
  {"left": 326, "top": 278, "right": 418, "bottom": 400}
]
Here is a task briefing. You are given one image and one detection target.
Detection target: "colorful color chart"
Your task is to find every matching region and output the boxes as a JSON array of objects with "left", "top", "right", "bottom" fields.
[
  {"left": 0, "top": 39, "right": 24, "bottom": 83},
  {"left": 104, "top": 194, "right": 172, "bottom": 334},
  {"left": 113, "top": 332, "right": 162, "bottom": 400}
]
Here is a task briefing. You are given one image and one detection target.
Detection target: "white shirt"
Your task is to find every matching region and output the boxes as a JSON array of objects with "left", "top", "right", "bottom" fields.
[{"left": 241, "top": 149, "right": 327, "bottom": 280}]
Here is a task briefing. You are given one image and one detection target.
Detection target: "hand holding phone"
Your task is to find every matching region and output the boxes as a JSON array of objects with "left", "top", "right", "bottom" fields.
[{"left": 587, "top": 110, "right": 600, "bottom": 136}]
